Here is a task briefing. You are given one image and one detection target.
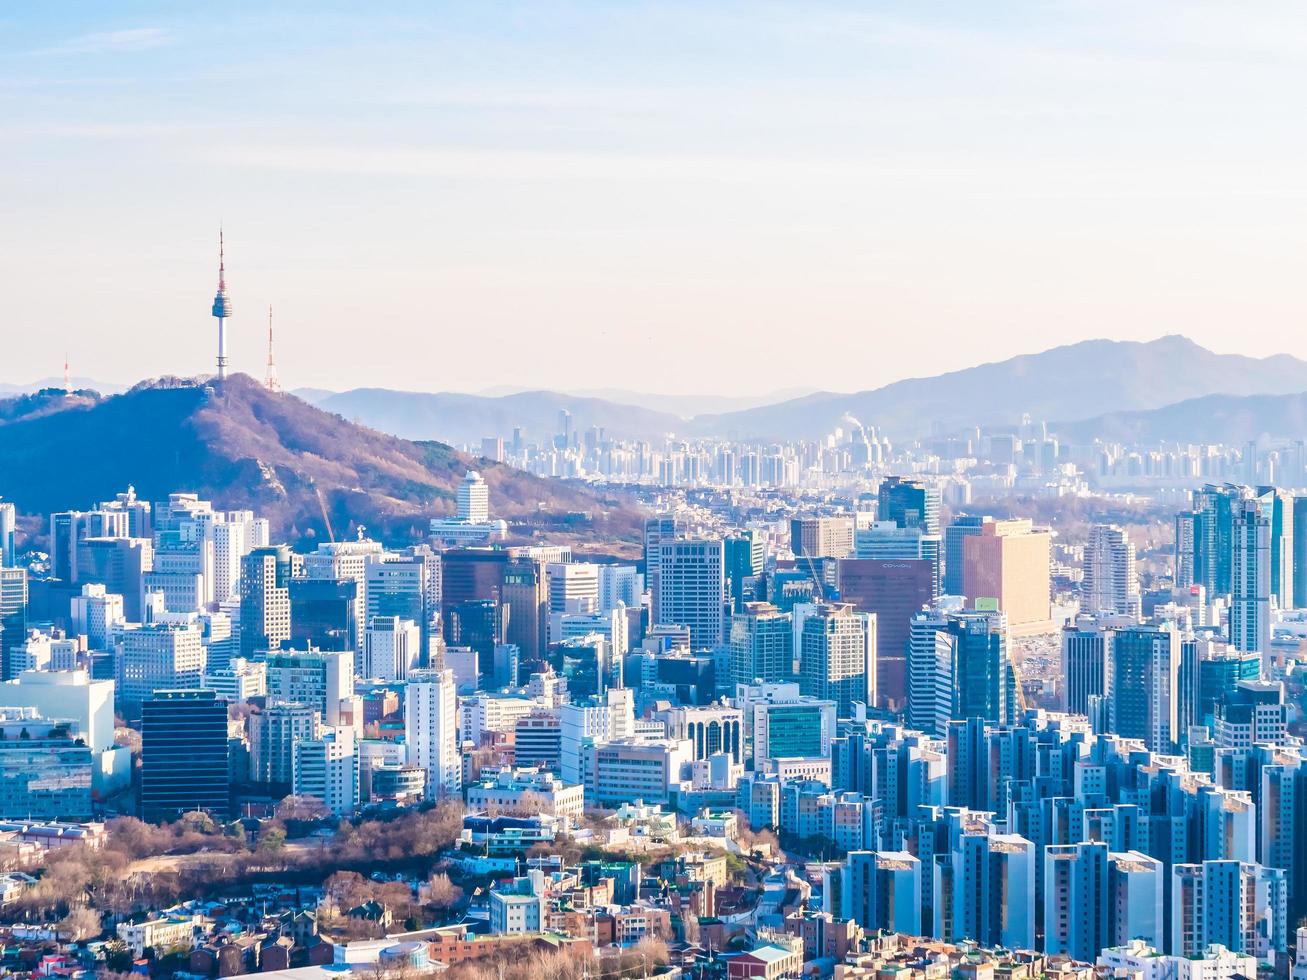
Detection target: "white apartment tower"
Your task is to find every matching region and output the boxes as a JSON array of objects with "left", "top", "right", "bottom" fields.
[
  {"left": 405, "top": 668, "right": 460, "bottom": 798},
  {"left": 363, "top": 616, "right": 421, "bottom": 681},
  {"left": 458, "top": 471, "right": 490, "bottom": 523}
]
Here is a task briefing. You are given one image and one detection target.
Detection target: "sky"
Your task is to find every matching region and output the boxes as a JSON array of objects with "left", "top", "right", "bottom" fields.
[{"left": 5, "top": 2, "right": 1307, "bottom": 397}]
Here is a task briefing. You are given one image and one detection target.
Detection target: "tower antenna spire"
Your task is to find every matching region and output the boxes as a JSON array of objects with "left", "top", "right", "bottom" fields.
[
  {"left": 63, "top": 352, "right": 70, "bottom": 393},
  {"left": 211, "top": 227, "right": 232, "bottom": 381},
  {"left": 265, "top": 304, "right": 281, "bottom": 392}
]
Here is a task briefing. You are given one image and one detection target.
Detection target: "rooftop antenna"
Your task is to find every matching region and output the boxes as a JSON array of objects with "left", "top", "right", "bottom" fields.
[{"left": 265, "top": 304, "right": 281, "bottom": 392}]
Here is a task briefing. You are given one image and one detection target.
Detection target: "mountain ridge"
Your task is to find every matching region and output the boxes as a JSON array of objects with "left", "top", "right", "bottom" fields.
[
  {"left": 0, "top": 375, "right": 641, "bottom": 550},
  {"left": 684, "top": 335, "right": 1307, "bottom": 440},
  {"left": 289, "top": 336, "right": 1307, "bottom": 444},
  {"left": 1053, "top": 389, "right": 1307, "bottom": 445}
]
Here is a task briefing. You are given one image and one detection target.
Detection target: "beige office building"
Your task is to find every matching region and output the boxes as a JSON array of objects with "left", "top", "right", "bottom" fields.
[{"left": 962, "top": 519, "right": 1053, "bottom": 636}]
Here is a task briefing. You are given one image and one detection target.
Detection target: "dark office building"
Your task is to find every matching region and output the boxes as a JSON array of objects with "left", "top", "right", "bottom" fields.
[
  {"left": 440, "top": 548, "right": 509, "bottom": 608},
  {"left": 838, "top": 558, "right": 935, "bottom": 711},
  {"left": 878, "top": 476, "right": 941, "bottom": 534},
  {"left": 655, "top": 653, "right": 717, "bottom": 705},
  {"left": 765, "top": 569, "right": 819, "bottom": 612},
  {"left": 1197, "top": 651, "right": 1261, "bottom": 729},
  {"left": 502, "top": 557, "right": 548, "bottom": 662},
  {"left": 140, "top": 689, "right": 230, "bottom": 822},
  {"left": 724, "top": 532, "right": 765, "bottom": 613},
  {"left": 289, "top": 577, "right": 358, "bottom": 652},
  {"left": 443, "top": 599, "right": 506, "bottom": 681},
  {"left": 550, "top": 635, "right": 611, "bottom": 701}
]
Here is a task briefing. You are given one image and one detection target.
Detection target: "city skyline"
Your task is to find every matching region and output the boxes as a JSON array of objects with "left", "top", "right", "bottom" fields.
[{"left": 7, "top": 2, "right": 1307, "bottom": 394}]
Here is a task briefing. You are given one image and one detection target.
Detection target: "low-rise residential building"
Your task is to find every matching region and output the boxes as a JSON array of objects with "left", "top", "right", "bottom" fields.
[{"left": 464, "top": 767, "right": 584, "bottom": 822}]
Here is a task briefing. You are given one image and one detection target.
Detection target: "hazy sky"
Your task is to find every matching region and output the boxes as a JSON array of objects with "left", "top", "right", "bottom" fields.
[{"left": 6, "top": 2, "right": 1307, "bottom": 396}]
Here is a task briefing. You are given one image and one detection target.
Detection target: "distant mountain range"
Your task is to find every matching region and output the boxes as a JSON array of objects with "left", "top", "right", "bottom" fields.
[
  {"left": 305, "top": 388, "right": 685, "bottom": 445},
  {"left": 684, "top": 335, "right": 1307, "bottom": 440},
  {"left": 7, "top": 336, "right": 1306, "bottom": 451},
  {"left": 468, "top": 386, "right": 820, "bottom": 418},
  {"left": 0, "top": 376, "right": 641, "bottom": 548},
  {"left": 1055, "top": 390, "right": 1307, "bottom": 445},
  {"left": 288, "top": 336, "right": 1307, "bottom": 443}
]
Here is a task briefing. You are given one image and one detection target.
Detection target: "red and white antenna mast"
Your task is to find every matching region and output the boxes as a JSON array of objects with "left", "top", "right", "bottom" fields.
[{"left": 265, "top": 305, "right": 281, "bottom": 392}]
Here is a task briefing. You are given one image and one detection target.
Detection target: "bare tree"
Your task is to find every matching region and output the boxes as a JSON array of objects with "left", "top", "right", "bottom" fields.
[{"left": 59, "top": 904, "right": 103, "bottom": 941}]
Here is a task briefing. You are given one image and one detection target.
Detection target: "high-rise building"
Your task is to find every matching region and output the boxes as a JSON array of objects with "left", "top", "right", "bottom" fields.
[
  {"left": 367, "top": 547, "right": 439, "bottom": 661},
  {"left": 0, "top": 501, "right": 15, "bottom": 568},
  {"left": 723, "top": 531, "right": 765, "bottom": 613},
  {"left": 440, "top": 548, "right": 509, "bottom": 608},
  {"left": 946, "top": 833, "right": 1036, "bottom": 950},
  {"left": 654, "top": 538, "right": 726, "bottom": 649},
  {"left": 239, "top": 545, "right": 296, "bottom": 659},
  {"left": 643, "top": 513, "right": 682, "bottom": 614},
  {"left": 1082, "top": 524, "right": 1141, "bottom": 618},
  {"left": 878, "top": 476, "right": 941, "bottom": 534},
  {"left": 1110, "top": 625, "right": 1180, "bottom": 754},
  {"left": 117, "top": 622, "right": 205, "bottom": 719},
  {"left": 838, "top": 558, "right": 936, "bottom": 711},
  {"left": 294, "top": 727, "right": 358, "bottom": 816},
  {"left": 248, "top": 701, "right": 317, "bottom": 787},
  {"left": 852, "top": 523, "right": 942, "bottom": 598},
  {"left": 265, "top": 648, "right": 353, "bottom": 728},
  {"left": 288, "top": 577, "right": 358, "bottom": 653},
  {"left": 405, "top": 668, "right": 460, "bottom": 799},
  {"left": 903, "top": 607, "right": 949, "bottom": 739},
  {"left": 908, "top": 602, "right": 1011, "bottom": 734},
  {"left": 69, "top": 583, "right": 126, "bottom": 650},
  {"left": 1293, "top": 495, "right": 1307, "bottom": 609},
  {"left": 1230, "top": 495, "right": 1271, "bottom": 667},
  {"left": 73, "top": 537, "right": 152, "bottom": 621},
  {"left": 790, "top": 516, "right": 855, "bottom": 559},
  {"left": 201, "top": 656, "right": 267, "bottom": 703},
  {"left": 943, "top": 515, "right": 989, "bottom": 597},
  {"left": 729, "top": 602, "right": 793, "bottom": 689},
  {"left": 798, "top": 603, "right": 875, "bottom": 716},
  {"left": 302, "top": 538, "right": 382, "bottom": 647},
  {"left": 1171, "top": 860, "right": 1287, "bottom": 959},
  {"left": 551, "top": 634, "right": 612, "bottom": 700},
  {"left": 1257, "top": 487, "right": 1294, "bottom": 610},
  {"left": 962, "top": 519, "right": 1053, "bottom": 636},
  {"left": 739, "top": 682, "right": 837, "bottom": 766},
  {"left": 362, "top": 616, "right": 421, "bottom": 682},
  {"left": 842, "top": 851, "right": 922, "bottom": 936},
  {"left": 547, "top": 562, "right": 600, "bottom": 618},
  {"left": 1061, "top": 619, "right": 1112, "bottom": 715},
  {"left": 140, "top": 689, "right": 229, "bottom": 821},
  {"left": 49, "top": 510, "right": 83, "bottom": 582},
  {"left": 0, "top": 567, "right": 28, "bottom": 681},
  {"left": 502, "top": 557, "right": 548, "bottom": 663},
  {"left": 457, "top": 470, "right": 489, "bottom": 523},
  {"left": 1043, "top": 842, "right": 1111, "bottom": 962}
]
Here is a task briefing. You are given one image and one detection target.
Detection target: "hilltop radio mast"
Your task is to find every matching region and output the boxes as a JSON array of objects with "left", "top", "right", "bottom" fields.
[
  {"left": 211, "top": 229, "right": 232, "bottom": 381},
  {"left": 265, "top": 305, "right": 281, "bottom": 393}
]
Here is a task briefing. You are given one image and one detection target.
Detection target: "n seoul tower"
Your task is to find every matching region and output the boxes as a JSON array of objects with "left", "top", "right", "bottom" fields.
[{"left": 211, "top": 229, "right": 232, "bottom": 381}]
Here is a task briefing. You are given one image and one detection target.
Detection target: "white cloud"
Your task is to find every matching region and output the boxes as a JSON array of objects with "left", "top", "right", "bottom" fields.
[{"left": 34, "top": 27, "right": 173, "bottom": 56}]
